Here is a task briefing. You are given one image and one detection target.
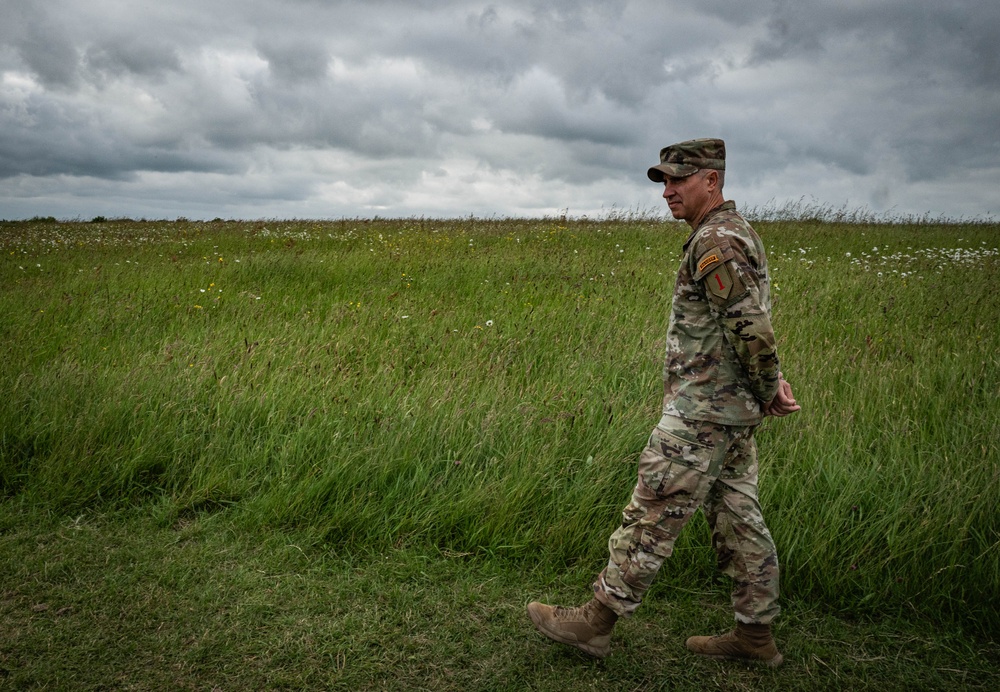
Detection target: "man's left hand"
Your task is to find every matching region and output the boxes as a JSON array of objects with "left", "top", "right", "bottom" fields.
[{"left": 764, "top": 373, "right": 801, "bottom": 418}]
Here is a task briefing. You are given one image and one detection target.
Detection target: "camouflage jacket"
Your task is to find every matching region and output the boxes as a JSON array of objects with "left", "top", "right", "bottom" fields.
[{"left": 662, "top": 201, "right": 780, "bottom": 425}]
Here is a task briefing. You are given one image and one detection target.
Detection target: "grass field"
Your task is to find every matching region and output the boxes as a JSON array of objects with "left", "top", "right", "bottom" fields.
[{"left": 2, "top": 214, "right": 998, "bottom": 689}]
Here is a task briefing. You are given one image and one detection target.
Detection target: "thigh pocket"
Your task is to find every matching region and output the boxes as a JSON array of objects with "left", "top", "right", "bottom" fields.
[
  {"left": 649, "top": 423, "right": 712, "bottom": 473},
  {"left": 638, "top": 425, "right": 712, "bottom": 499}
]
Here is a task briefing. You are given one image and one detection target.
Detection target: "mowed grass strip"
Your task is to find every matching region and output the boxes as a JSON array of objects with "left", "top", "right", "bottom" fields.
[{"left": 2, "top": 507, "right": 998, "bottom": 690}]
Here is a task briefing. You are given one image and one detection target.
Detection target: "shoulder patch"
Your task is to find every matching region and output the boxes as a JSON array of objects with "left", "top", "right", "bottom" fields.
[{"left": 706, "top": 263, "right": 734, "bottom": 300}]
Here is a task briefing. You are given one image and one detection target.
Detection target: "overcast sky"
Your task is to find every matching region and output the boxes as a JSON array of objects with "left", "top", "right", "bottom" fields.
[{"left": 2, "top": 0, "right": 998, "bottom": 221}]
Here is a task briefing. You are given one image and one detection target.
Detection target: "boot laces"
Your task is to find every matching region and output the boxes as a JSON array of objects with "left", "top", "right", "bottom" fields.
[{"left": 552, "top": 605, "right": 586, "bottom": 621}]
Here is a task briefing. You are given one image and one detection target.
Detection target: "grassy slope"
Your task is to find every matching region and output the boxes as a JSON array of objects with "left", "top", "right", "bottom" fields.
[{"left": 2, "top": 217, "right": 998, "bottom": 688}]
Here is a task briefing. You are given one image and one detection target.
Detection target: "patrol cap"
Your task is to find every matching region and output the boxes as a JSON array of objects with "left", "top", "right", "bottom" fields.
[{"left": 647, "top": 138, "right": 726, "bottom": 182}]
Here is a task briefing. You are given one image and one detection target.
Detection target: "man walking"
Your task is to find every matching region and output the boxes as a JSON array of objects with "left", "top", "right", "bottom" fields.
[{"left": 527, "top": 138, "right": 800, "bottom": 667}]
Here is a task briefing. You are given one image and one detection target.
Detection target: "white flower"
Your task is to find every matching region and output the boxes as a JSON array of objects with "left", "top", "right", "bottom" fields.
[{"left": 485, "top": 320, "right": 494, "bottom": 327}]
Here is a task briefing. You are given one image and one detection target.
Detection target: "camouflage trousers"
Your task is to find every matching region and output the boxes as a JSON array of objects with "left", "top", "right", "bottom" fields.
[{"left": 593, "top": 413, "right": 780, "bottom": 624}]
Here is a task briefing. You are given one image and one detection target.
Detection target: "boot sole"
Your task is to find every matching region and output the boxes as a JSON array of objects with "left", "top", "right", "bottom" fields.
[
  {"left": 688, "top": 650, "right": 784, "bottom": 667},
  {"left": 526, "top": 603, "right": 610, "bottom": 658}
]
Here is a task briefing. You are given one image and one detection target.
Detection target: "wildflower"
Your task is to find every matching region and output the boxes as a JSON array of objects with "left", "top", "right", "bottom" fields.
[{"left": 486, "top": 320, "right": 494, "bottom": 327}]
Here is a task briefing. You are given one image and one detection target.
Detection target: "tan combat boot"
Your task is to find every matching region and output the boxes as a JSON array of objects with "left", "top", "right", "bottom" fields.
[
  {"left": 685, "top": 622, "right": 783, "bottom": 667},
  {"left": 526, "top": 598, "right": 619, "bottom": 658}
]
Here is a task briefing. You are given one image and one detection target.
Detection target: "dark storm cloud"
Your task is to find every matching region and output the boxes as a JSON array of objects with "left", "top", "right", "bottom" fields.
[
  {"left": 690, "top": 0, "right": 1000, "bottom": 195},
  {"left": 0, "top": 0, "right": 997, "bottom": 219},
  {"left": 3, "top": 0, "right": 80, "bottom": 88},
  {"left": 742, "top": 1, "right": 1000, "bottom": 90}
]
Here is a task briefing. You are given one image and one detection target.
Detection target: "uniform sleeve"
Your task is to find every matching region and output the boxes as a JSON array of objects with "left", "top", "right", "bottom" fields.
[{"left": 691, "top": 235, "right": 780, "bottom": 404}]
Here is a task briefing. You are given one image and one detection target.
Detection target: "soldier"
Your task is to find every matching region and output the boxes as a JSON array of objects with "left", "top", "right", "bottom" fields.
[{"left": 527, "top": 138, "right": 800, "bottom": 667}]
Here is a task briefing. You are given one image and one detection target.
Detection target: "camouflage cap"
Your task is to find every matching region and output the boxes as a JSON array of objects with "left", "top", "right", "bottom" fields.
[{"left": 647, "top": 138, "right": 726, "bottom": 182}]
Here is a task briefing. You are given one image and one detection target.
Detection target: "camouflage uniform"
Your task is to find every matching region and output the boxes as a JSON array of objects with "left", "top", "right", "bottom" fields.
[{"left": 593, "top": 191, "right": 782, "bottom": 625}]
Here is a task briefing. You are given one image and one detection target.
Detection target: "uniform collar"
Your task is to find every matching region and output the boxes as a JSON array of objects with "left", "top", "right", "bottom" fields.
[{"left": 682, "top": 200, "right": 737, "bottom": 250}]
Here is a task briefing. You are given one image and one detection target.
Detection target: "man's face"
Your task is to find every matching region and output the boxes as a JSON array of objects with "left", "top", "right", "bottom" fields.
[{"left": 661, "top": 170, "right": 710, "bottom": 222}]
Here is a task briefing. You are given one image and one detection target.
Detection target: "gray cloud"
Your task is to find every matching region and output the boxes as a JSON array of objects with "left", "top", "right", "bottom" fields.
[
  {"left": 256, "top": 38, "right": 329, "bottom": 83},
  {"left": 1, "top": 0, "right": 998, "bottom": 220},
  {"left": 85, "top": 38, "right": 181, "bottom": 80}
]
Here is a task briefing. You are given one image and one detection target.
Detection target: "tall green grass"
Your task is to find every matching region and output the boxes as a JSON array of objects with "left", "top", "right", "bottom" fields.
[{"left": 2, "top": 216, "right": 998, "bottom": 635}]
